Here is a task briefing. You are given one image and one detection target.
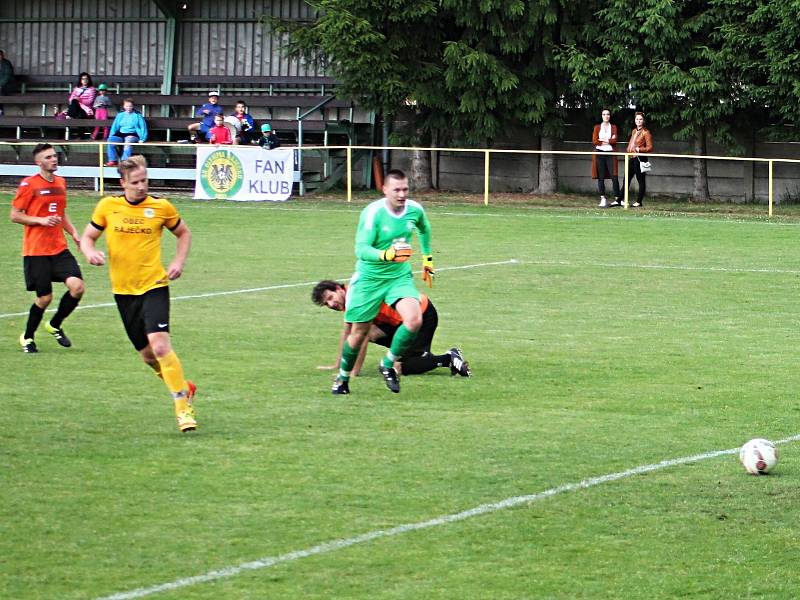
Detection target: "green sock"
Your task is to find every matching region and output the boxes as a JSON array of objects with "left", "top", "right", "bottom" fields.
[
  {"left": 338, "top": 339, "right": 360, "bottom": 381},
  {"left": 383, "top": 324, "right": 418, "bottom": 369}
]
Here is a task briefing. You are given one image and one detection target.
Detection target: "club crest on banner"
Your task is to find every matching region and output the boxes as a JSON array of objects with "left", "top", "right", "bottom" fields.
[{"left": 199, "top": 150, "right": 244, "bottom": 199}]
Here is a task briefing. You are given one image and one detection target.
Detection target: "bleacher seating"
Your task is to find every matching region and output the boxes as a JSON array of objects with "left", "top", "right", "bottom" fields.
[{"left": 15, "top": 74, "right": 164, "bottom": 94}]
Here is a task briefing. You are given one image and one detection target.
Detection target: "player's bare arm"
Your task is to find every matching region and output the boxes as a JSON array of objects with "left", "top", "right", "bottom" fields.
[
  {"left": 10, "top": 206, "right": 62, "bottom": 227},
  {"left": 166, "top": 221, "right": 191, "bottom": 280},
  {"left": 80, "top": 223, "right": 106, "bottom": 266},
  {"left": 61, "top": 212, "right": 81, "bottom": 244}
]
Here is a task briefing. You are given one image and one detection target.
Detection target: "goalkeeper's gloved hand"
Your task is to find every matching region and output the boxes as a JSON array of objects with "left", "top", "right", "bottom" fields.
[
  {"left": 422, "top": 255, "right": 434, "bottom": 288},
  {"left": 380, "top": 242, "right": 413, "bottom": 263}
]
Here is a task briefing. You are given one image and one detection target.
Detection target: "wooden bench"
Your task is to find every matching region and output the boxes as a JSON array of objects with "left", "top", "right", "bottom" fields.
[
  {"left": 0, "top": 93, "right": 351, "bottom": 120},
  {"left": 14, "top": 75, "right": 164, "bottom": 94},
  {"left": 0, "top": 115, "right": 333, "bottom": 143},
  {"left": 173, "top": 75, "right": 337, "bottom": 96}
]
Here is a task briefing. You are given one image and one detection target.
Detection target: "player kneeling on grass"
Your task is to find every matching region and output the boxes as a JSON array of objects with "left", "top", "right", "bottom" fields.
[
  {"left": 80, "top": 155, "right": 198, "bottom": 433},
  {"left": 312, "top": 280, "right": 470, "bottom": 379},
  {"left": 331, "top": 169, "right": 436, "bottom": 395}
]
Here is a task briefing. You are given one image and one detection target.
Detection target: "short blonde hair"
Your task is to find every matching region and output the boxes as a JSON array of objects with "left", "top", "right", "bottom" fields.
[{"left": 117, "top": 155, "right": 147, "bottom": 180}]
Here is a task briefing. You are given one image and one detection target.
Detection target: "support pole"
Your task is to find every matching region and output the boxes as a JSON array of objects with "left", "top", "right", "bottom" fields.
[
  {"left": 768, "top": 160, "right": 774, "bottom": 217},
  {"left": 484, "top": 150, "right": 490, "bottom": 205},
  {"left": 347, "top": 146, "right": 352, "bottom": 202}
]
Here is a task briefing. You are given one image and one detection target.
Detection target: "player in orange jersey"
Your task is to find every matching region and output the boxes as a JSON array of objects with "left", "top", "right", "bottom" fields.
[
  {"left": 311, "top": 280, "right": 470, "bottom": 385},
  {"left": 10, "top": 143, "right": 84, "bottom": 353}
]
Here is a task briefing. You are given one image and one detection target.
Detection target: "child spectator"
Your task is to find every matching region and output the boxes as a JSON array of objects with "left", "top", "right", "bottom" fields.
[
  {"left": 230, "top": 100, "right": 257, "bottom": 144},
  {"left": 104, "top": 99, "right": 148, "bottom": 166},
  {"left": 186, "top": 90, "right": 223, "bottom": 142},
  {"left": 91, "top": 83, "right": 112, "bottom": 140},
  {"left": 208, "top": 114, "right": 233, "bottom": 145},
  {"left": 258, "top": 124, "right": 281, "bottom": 150}
]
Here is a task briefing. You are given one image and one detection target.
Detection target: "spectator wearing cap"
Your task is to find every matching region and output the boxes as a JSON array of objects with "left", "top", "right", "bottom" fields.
[
  {"left": 258, "top": 123, "right": 280, "bottom": 150},
  {"left": 91, "top": 83, "right": 112, "bottom": 140},
  {"left": 187, "top": 90, "right": 223, "bottom": 142}
]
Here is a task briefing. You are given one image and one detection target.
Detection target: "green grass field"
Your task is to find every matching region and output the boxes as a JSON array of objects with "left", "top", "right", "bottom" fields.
[{"left": 2, "top": 190, "right": 800, "bottom": 599}]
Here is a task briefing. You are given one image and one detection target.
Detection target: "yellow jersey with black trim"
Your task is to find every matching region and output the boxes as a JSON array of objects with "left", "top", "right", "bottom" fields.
[{"left": 90, "top": 195, "right": 181, "bottom": 295}]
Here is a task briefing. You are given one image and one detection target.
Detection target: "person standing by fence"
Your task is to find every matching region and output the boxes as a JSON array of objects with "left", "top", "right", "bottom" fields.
[
  {"left": 625, "top": 112, "right": 654, "bottom": 207},
  {"left": 592, "top": 109, "right": 622, "bottom": 208}
]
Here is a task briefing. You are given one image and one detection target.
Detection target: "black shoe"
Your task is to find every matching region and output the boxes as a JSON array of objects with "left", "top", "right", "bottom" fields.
[
  {"left": 19, "top": 334, "right": 38, "bottom": 353},
  {"left": 378, "top": 364, "right": 400, "bottom": 393},
  {"left": 609, "top": 199, "right": 622, "bottom": 207},
  {"left": 331, "top": 377, "right": 350, "bottom": 395},
  {"left": 449, "top": 347, "right": 471, "bottom": 377},
  {"left": 45, "top": 321, "right": 72, "bottom": 347}
]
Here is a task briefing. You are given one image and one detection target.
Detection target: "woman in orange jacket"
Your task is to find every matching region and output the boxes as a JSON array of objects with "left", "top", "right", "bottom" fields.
[{"left": 625, "top": 112, "right": 654, "bottom": 207}]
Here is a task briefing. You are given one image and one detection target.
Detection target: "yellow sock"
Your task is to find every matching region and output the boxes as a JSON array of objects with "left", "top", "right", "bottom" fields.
[{"left": 157, "top": 350, "right": 189, "bottom": 412}]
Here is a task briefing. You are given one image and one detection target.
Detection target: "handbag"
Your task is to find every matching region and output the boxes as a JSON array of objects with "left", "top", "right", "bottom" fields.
[{"left": 638, "top": 156, "right": 652, "bottom": 173}]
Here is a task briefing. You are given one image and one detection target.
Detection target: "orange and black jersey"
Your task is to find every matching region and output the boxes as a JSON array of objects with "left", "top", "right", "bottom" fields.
[
  {"left": 12, "top": 173, "right": 69, "bottom": 256},
  {"left": 340, "top": 285, "right": 431, "bottom": 326}
]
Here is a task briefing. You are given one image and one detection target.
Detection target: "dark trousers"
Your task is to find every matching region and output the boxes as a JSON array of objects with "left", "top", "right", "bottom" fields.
[
  {"left": 66, "top": 99, "right": 88, "bottom": 119},
  {"left": 596, "top": 151, "right": 620, "bottom": 199},
  {"left": 628, "top": 157, "right": 647, "bottom": 202}
]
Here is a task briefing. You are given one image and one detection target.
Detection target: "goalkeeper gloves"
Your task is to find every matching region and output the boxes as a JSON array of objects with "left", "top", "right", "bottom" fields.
[
  {"left": 422, "top": 255, "right": 434, "bottom": 288},
  {"left": 380, "top": 242, "right": 414, "bottom": 263}
]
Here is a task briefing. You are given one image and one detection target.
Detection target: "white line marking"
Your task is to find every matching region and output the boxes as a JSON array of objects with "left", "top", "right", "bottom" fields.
[
  {"left": 0, "top": 259, "right": 519, "bottom": 320},
  {"left": 96, "top": 433, "right": 800, "bottom": 600},
  {"left": 523, "top": 259, "right": 800, "bottom": 275}
]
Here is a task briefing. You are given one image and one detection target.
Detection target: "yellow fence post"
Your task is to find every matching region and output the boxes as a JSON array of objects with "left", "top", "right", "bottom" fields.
[
  {"left": 484, "top": 150, "right": 490, "bottom": 205},
  {"left": 623, "top": 154, "right": 629, "bottom": 209},
  {"left": 98, "top": 142, "right": 104, "bottom": 196},
  {"left": 768, "top": 160, "right": 773, "bottom": 217},
  {"left": 346, "top": 146, "right": 352, "bottom": 202}
]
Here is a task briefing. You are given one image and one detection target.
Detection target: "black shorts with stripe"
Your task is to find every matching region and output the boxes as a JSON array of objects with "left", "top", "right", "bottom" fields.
[
  {"left": 23, "top": 249, "right": 83, "bottom": 296},
  {"left": 374, "top": 302, "right": 438, "bottom": 356},
  {"left": 114, "top": 286, "right": 171, "bottom": 351}
]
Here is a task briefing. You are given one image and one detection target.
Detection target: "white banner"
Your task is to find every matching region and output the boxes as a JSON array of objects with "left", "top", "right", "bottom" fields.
[{"left": 193, "top": 147, "right": 294, "bottom": 201}]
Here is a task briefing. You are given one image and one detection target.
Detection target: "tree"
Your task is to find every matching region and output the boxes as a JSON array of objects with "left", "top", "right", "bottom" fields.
[
  {"left": 715, "top": 0, "right": 800, "bottom": 133},
  {"left": 560, "top": 0, "right": 740, "bottom": 201},
  {"left": 271, "top": 0, "right": 589, "bottom": 193}
]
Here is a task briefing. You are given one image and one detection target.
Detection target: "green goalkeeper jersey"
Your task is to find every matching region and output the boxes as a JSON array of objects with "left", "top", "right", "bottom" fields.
[{"left": 353, "top": 198, "right": 432, "bottom": 280}]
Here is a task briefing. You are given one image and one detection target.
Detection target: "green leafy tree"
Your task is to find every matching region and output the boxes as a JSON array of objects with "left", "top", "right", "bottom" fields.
[
  {"left": 271, "top": 0, "right": 588, "bottom": 192},
  {"left": 560, "top": 0, "right": 739, "bottom": 201},
  {"left": 715, "top": 0, "right": 800, "bottom": 134}
]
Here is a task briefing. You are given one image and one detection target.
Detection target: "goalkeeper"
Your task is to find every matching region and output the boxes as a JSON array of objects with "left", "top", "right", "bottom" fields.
[
  {"left": 311, "top": 280, "right": 471, "bottom": 378},
  {"left": 330, "top": 169, "right": 436, "bottom": 395}
]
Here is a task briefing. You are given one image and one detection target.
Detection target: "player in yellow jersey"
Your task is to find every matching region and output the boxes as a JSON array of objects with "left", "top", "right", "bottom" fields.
[{"left": 80, "top": 155, "right": 198, "bottom": 432}]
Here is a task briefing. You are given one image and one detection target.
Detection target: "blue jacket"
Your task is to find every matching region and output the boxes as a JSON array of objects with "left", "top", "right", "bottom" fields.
[
  {"left": 196, "top": 102, "right": 223, "bottom": 127},
  {"left": 109, "top": 110, "right": 148, "bottom": 142}
]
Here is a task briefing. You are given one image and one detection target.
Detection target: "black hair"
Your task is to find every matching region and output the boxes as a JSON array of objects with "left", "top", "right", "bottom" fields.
[
  {"left": 311, "top": 280, "right": 343, "bottom": 306},
  {"left": 32, "top": 143, "right": 54, "bottom": 159},
  {"left": 77, "top": 72, "right": 93, "bottom": 86}
]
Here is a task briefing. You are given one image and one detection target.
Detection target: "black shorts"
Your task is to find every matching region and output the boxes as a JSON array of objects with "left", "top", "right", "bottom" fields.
[
  {"left": 374, "top": 302, "right": 438, "bottom": 356},
  {"left": 24, "top": 249, "right": 83, "bottom": 297},
  {"left": 114, "top": 286, "right": 171, "bottom": 351}
]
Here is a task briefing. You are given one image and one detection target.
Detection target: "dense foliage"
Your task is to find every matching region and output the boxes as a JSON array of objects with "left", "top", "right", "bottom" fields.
[{"left": 273, "top": 0, "right": 800, "bottom": 193}]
